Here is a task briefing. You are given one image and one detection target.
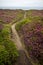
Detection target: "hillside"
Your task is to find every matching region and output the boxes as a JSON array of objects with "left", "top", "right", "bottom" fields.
[
  {"left": 0, "top": 10, "right": 43, "bottom": 65},
  {"left": 0, "top": 9, "right": 24, "bottom": 23},
  {"left": 16, "top": 10, "right": 43, "bottom": 65}
]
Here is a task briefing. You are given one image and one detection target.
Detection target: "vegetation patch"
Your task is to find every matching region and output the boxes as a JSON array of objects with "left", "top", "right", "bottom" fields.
[
  {"left": 15, "top": 16, "right": 43, "bottom": 65},
  {"left": 15, "top": 19, "right": 31, "bottom": 31},
  {"left": 0, "top": 22, "right": 19, "bottom": 65}
]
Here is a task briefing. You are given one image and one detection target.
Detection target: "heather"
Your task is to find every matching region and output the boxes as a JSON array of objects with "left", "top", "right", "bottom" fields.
[{"left": 16, "top": 13, "right": 43, "bottom": 65}]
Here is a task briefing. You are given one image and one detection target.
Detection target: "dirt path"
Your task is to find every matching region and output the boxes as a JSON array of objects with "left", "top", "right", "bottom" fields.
[
  {"left": 11, "top": 12, "right": 33, "bottom": 65},
  {"left": 11, "top": 11, "right": 26, "bottom": 50},
  {"left": 11, "top": 20, "right": 24, "bottom": 50}
]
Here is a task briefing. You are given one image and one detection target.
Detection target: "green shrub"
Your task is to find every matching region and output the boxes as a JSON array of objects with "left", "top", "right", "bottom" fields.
[
  {"left": 0, "top": 45, "right": 11, "bottom": 65},
  {"left": 0, "top": 23, "right": 19, "bottom": 65},
  {"left": 3, "top": 40, "right": 19, "bottom": 62},
  {"left": 15, "top": 19, "right": 31, "bottom": 31}
]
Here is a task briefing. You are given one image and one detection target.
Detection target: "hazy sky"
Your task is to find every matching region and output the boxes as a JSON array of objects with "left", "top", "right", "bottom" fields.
[{"left": 0, "top": 0, "right": 43, "bottom": 7}]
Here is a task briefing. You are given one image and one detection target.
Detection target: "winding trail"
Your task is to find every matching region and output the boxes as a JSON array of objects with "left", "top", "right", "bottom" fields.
[
  {"left": 11, "top": 12, "right": 33, "bottom": 65},
  {"left": 11, "top": 21, "right": 24, "bottom": 50},
  {"left": 11, "top": 11, "right": 26, "bottom": 50}
]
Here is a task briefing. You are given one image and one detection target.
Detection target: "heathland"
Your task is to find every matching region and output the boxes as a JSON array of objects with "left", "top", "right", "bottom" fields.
[{"left": 0, "top": 9, "right": 43, "bottom": 65}]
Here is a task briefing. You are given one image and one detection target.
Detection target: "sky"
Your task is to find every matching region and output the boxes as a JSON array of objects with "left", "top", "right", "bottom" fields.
[{"left": 0, "top": 0, "right": 43, "bottom": 9}]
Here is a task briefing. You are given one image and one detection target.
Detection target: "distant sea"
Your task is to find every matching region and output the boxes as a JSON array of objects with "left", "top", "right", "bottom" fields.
[{"left": 0, "top": 7, "right": 43, "bottom": 10}]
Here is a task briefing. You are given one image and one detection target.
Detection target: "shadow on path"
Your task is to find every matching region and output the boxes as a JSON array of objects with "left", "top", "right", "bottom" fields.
[{"left": 16, "top": 50, "right": 32, "bottom": 65}]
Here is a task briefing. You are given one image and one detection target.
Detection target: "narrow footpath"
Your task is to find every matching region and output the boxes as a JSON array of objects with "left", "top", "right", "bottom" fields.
[{"left": 11, "top": 12, "right": 33, "bottom": 65}]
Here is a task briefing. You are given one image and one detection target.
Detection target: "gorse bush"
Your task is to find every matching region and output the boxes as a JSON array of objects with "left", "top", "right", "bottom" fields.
[
  {"left": 0, "top": 23, "right": 19, "bottom": 65},
  {"left": 15, "top": 19, "right": 31, "bottom": 31},
  {"left": 0, "top": 45, "right": 10, "bottom": 65}
]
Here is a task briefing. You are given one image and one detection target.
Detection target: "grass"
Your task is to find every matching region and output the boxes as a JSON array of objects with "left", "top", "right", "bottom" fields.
[
  {"left": 15, "top": 18, "right": 31, "bottom": 31},
  {"left": 0, "top": 21, "right": 19, "bottom": 65},
  {"left": 15, "top": 16, "right": 43, "bottom": 31}
]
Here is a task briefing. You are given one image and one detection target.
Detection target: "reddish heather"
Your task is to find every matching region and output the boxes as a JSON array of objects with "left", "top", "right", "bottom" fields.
[
  {"left": 0, "top": 23, "right": 3, "bottom": 31},
  {"left": 16, "top": 11, "right": 43, "bottom": 61},
  {"left": 26, "top": 10, "right": 43, "bottom": 17},
  {"left": 0, "top": 9, "right": 24, "bottom": 23},
  {"left": 18, "top": 20, "right": 43, "bottom": 64}
]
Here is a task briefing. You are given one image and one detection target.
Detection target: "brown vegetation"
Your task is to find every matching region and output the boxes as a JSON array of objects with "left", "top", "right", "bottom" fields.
[
  {"left": 16, "top": 10, "right": 43, "bottom": 65},
  {"left": 0, "top": 9, "right": 24, "bottom": 23}
]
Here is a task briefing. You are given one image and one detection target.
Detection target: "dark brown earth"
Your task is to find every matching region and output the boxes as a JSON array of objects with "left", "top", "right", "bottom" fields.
[{"left": 16, "top": 50, "right": 32, "bottom": 65}]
